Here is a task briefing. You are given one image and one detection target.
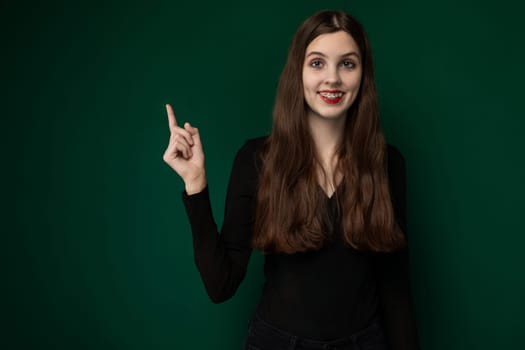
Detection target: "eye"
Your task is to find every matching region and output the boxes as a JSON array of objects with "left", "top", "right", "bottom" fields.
[
  {"left": 309, "top": 59, "right": 324, "bottom": 68},
  {"left": 342, "top": 60, "right": 356, "bottom": 69}
]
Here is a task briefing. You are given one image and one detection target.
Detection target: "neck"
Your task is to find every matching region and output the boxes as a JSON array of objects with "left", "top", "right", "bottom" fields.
[
  {"left": 308, "top": 113, "right": 346, "bottom": 166},
  {"left": 307, "top": 113, "right": 346, "bottom": 197}
]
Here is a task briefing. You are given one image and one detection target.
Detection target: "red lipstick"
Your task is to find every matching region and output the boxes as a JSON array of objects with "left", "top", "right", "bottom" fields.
[{"left": 318, "top": 90, "right": 345, "bottom": 104}]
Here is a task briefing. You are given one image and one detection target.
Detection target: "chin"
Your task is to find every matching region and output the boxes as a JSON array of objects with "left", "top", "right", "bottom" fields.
[{"left": 317, "top": 111, "right": 347, "bottom": 120}]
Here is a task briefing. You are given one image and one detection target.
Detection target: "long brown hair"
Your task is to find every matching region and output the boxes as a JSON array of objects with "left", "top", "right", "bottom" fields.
[{"left": 253, "top": 10, "right": 406, "bottom": 254}]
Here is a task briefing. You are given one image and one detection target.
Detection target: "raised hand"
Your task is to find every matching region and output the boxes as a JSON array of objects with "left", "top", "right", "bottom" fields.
[{"left": 163, "top": 104, "right": 207, "bottom": 194}]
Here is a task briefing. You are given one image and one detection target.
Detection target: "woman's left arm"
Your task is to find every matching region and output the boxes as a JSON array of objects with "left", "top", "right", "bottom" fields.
[{"left": 375, "top": 145, "right": 420, "bottom": 350}]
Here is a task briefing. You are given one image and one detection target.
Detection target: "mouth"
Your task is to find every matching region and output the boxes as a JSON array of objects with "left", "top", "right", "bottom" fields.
[{"left": 318, "top": 91, "right": 345, "bottom": 104}]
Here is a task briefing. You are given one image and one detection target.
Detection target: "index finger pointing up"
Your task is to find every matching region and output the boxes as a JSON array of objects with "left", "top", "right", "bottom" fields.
[{"left": 166, "top": 103, "right": 178, "bottom": 130}]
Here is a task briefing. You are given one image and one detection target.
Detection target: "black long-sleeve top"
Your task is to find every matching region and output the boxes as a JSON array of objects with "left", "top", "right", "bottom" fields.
[{"left": 182, "top": 136, "right": 419, "bottom": 349}]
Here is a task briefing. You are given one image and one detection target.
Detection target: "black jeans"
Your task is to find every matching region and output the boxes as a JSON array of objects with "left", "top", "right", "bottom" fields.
[{"left": 243, "top": 313, "right": 388, "bottom": 350}]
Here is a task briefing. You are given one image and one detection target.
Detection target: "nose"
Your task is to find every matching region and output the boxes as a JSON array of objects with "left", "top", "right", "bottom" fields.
[{"left": 325, "top": 66, "right": 342, "bottom": 85}]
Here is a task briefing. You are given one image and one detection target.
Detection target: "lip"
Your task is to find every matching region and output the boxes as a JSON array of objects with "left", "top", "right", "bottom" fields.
[{"left": 318, "top": 90, "right": 345, "bottom": 104}]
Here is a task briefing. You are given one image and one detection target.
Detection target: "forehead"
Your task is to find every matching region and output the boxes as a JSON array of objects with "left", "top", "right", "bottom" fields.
[{"left": 305, "top": 31, "right": 360, "bottom": 56}]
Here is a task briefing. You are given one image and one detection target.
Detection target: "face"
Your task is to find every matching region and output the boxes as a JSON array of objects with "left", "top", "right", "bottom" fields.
[{"left": 302, "top": 31, "right": 362, "bottom": 122}]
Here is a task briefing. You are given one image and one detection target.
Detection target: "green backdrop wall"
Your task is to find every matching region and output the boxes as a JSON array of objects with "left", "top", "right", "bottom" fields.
[{"left": 3, "top": 0, "right": 524, "bottom": 349}]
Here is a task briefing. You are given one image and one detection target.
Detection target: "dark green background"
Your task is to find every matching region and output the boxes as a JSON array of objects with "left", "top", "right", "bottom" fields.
[{"left": 3, "top": 0, "right": 524, "bottom": 349}]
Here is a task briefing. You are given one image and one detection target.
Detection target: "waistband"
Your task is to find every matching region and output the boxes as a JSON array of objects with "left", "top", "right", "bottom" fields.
[{"left": 248, "top": 312, "right": 385, "bottom": 350}]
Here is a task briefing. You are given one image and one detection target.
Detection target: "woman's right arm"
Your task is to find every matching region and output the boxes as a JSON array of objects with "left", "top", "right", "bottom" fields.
[{"left": 163, "top": 104, "right": 257, "bottom": 303}]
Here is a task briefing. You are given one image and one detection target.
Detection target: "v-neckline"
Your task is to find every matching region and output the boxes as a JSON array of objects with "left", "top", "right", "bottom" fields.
[{"left": 318, "top": 180, "right": 344, "bottom": 200}]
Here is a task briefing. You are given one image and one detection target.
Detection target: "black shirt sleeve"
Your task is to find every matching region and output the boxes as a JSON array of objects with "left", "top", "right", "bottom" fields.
[
  {"left": 181, "top": 139, "right": 260, "bottom": 303},
  {"left": 376, "top": 145, "right": 420, "bottom": 350}
]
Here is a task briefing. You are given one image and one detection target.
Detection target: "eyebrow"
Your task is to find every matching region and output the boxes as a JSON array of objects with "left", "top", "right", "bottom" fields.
[{"left": 306, "top": 51, "right": 361, "bottom": 60}]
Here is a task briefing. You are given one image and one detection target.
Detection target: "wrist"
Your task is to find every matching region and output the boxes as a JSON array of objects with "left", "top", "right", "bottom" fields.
[{"left": 185, "top": 173, "right": 207, "bottom": 195}]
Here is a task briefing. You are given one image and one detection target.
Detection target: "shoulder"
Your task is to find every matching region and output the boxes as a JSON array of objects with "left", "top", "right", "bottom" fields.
[
  {"left": 239, "top": 136, "right": 268, "bottom": 154},
  {"left": 235, "top": 136, "right": 268, "bottom": 163},
  {"left": 386, "top": 144, "right": 407, "bottom": 196},
  {"left": 386, "top": 145, "right": 408, "bottom": 233},
  {"left": 231, "top": 136, "right": 268, "bottom": 175},
  {"left": 386, "top": 144, "right": 405, "bottom": 164},
  {"left": 386, "top": 144, "right": 406, "bottom": 174}
]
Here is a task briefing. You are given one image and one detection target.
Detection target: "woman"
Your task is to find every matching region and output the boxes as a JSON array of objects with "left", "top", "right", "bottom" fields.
[{"left": 163, "top": 9, "right": 420, "bottom": 350}]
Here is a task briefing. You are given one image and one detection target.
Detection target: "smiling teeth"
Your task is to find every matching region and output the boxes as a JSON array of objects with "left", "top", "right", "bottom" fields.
[{"left": 320, "top": 92, "right": 343, "bottom": 99}]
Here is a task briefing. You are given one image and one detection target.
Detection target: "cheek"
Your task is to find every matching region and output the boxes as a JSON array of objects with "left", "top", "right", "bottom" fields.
[
  {"left": 352, "top": 80, "right": 362, "bottom": 94},
  {"left": 346, "top": 76, "right": 362, "bottom": 103},
  {"left": 302, "top": 77, "right": 313, "bottom": 92},
  {"left": 344, "top": 71, "right": 363, "bottom": 91},
  {"left": 301, "top": 70, "right": 308, "bottom": 90},
  {"left": 302, "top": 72, "right": 319, "bottom": 92}
]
